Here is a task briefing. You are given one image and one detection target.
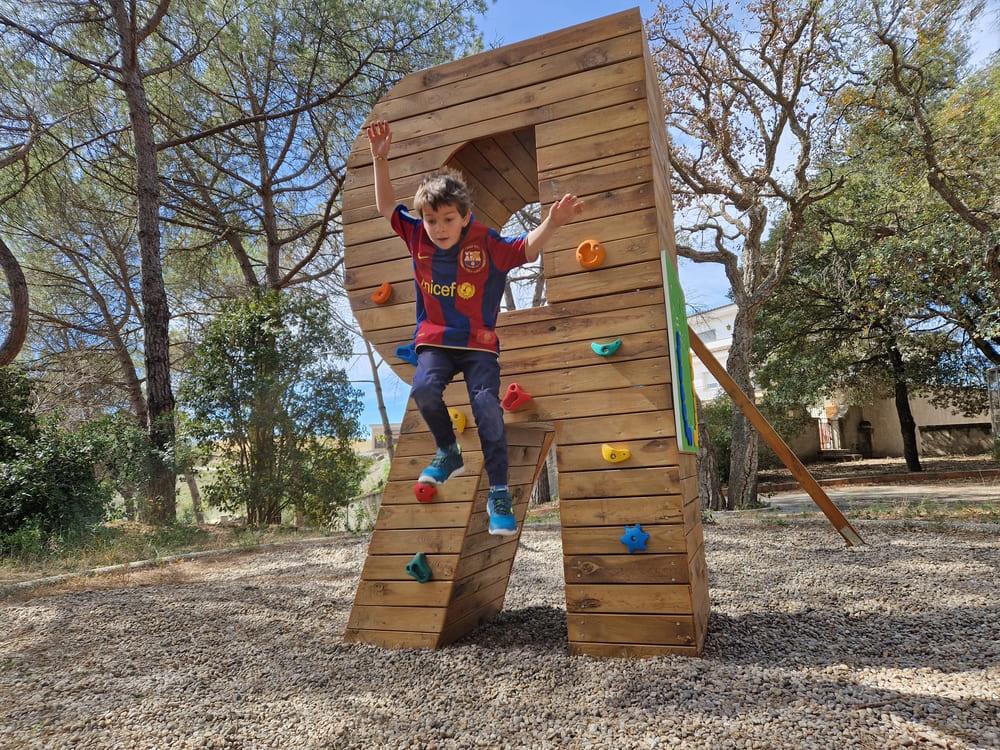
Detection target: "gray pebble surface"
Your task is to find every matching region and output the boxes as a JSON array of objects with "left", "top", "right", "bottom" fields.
[{"left": 1, "top": 518, "right": 997, "bottom": 749}]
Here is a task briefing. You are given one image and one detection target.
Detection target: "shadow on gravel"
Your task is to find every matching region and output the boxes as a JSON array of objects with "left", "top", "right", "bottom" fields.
[
  {"left": 704, "top": 606, "right": 1000, "bottom": 672},
  {"left": 449, "top": 605, "right": 568, "bottom": 651}
]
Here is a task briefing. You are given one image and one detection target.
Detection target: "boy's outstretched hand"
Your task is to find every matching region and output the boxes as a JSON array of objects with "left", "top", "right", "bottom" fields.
[
  {"left": 367, "top": 119, "right": 392, "bottom": 159},
  {"left": 548, "top": 194, "right": 584, "bottom": 227}
]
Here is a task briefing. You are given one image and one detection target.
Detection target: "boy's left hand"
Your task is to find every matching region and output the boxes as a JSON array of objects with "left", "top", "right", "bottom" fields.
[{"left": 548, "top": 194, "right": 583, "bottom": 227}]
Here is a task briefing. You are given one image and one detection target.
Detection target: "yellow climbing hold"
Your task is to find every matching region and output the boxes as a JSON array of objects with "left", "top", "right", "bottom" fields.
[
  {"left": 601, "top": 444, "right": 631, "bottom": 463},
  {"left": 448, "top": 408, "right": 467, "bottom": 434}
]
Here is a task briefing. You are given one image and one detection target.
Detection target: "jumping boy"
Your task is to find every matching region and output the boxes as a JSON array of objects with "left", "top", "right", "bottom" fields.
[{"left": 366, "top": 119, "right": 582, "bottom": 536}]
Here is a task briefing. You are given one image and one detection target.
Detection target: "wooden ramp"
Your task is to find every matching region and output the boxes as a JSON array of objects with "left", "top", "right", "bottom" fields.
[{"left": 343, "top": 8, "right": 709, "bottom": 657}]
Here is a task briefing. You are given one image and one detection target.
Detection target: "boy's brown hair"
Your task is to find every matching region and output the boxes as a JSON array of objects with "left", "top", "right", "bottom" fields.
[{"left": 413, "top": 167, "right": 471, "bottom": 217}]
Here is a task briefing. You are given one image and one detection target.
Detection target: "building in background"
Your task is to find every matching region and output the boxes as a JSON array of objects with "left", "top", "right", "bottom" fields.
[{"left": 689, "top": 304, "right": 992, "bottom": 460}]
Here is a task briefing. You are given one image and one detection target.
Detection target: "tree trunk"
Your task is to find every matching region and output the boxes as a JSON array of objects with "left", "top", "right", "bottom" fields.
[
  {"left": 533, "top": 455, "right": 551, "bottom": 506},
  {"left": 110, "top": 0, "right": 176, "bottom": 523},
  {"left": 184, "top": 472, "right": 205, "bottom": 524},
  {"left": 0, "top": 235, "right": 29, "bottom": 366},
  {"left": 364, "top": 339, "right": 394, "bottom": 459},
  {"left": 725, "top": 307, "right": 761, "bottom": 508},
  {"left": 695, "top": 397, "right": 728, "bottom": 510},
  {"left": 888, "top": 342, "right": 922, "bottom": 472}
]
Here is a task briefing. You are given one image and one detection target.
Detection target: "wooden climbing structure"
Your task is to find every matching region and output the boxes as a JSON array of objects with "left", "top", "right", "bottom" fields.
[{"left": 342, "top": 8, "right": 710, "bottom": 657}]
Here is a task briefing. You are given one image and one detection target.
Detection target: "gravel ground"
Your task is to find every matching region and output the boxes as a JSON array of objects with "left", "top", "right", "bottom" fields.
[{"left": 1, "top": 518, "right": 998, "bottom": 750}]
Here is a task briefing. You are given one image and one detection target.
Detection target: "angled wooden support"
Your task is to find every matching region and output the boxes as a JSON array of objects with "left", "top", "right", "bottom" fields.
[{"left": 688, "top": 328, "right": 865, "bottom": 547}]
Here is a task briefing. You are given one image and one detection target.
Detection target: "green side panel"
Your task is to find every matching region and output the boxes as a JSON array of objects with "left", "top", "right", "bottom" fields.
[{"left": 660, "top": 251, "right": 699, "bottom": 454}]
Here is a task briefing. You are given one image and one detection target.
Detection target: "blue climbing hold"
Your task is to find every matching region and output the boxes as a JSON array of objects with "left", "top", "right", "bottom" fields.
[
  {"left": 405, "top": 552, "right": 432, "bottom": 583},
  {"left": 591, "top": 338, "right": 623, "bottom": 357},
  {"left": 619, "top": 523, "right": 650, "bottom": 554},
  {"left": 395, "top": 342, "right": 418, "bottom": 366}
]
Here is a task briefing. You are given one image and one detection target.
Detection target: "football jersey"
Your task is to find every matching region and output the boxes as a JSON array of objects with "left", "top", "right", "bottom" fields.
[{"left": 390, "top": 204, "right": 528, "bottom": 355}]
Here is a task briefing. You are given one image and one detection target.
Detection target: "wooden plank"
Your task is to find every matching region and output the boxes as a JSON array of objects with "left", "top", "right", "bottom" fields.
[
  {"left": 560, "top": 496, "right": 684, "bottom": 527},
  {"left": 471, "top": 482, "right": 533, "bottom": 514},
  {"left": 688, "top": 543, "right": 710, "bottom": 652},
  {"left": 481, "top": 133, "right": 537, "bottom": 202},
  {"left": 554, "top": 410, "right": 677, "bottom": 445},
  {"left": 454, "top": 539, "right": 518, "bottom": 577},
  {"left": 535, "top": 99, "right": 650, "bottom": 148},
  {"left": 454, "top": 143, "right": 527, "bottom": 217},
  {"left": 437, "top": 596, "right": 505, "bottom": 647},
  {"left": 377, "top": 10, "right": 642, "bottom": 103},
  {"left": 537, "top": 122, "right": 650, "bottom": 173},
  {"left": 445, "top": 578, "right": 511, "bottom": 624},
  {"left": 561, "top": 524, "right": 686, "bottom": 555},
  {"left": 367, "top": 33, "right": 646, "bottom": 136},
  {"left": 568, "top": 642, "right": 700, "bottom": 658},
  {"left": 558, "top": 466, "right": 682, "bottom": 500},
  {"left": 355, "top": 580, "right": 453, "bottom": 607},
  {"left": 466, "top": 502, "right": 528, "bottom": 536},
  {"left": 565, "top": 584, "right": 692, "bottom": 614},
  {"left": 567, "top": 613, "right": 696, "bottom": 646},
  {"left": 682, "top": 491, "right": 701, "bottom": 532},
  {"left": 368, "top": 528, "right": 467, "bottom": 554},
  {"left": 375, "top": 502, "right": 473, "bottom": 530},
  {"left": 546, "top": 233, "right": 660, "bottom": 279},
  {"left": 563, "top": 554, "right": 689, "bottom": 585},
  {"left": 556, "top": 437, "right": 680, "bottom": 471},
  {"left": 496, "top": 288, "right": 663, "bottom": 328},
  {"left": 450, "top": 152, "right": 511, "bottom": 228},
  {"left": 547, "top": 258, "right": 665, "bottom": 304},
  {"left": 362, "top": 554, "right": 459, "bottom": 581},
  {"left": 452, "top": 556, "right": 516, "bottom": 600},
  {"left": 347, "top": 605, "right": 447, "bottom": 633},
  {"left": 344, "top": 629, "right": 438, "bottom": 649},
  {"left": 540, "top": 156, "right": 652, "bottom": 204},
  {"left": 381, "top": 475, "right": 480, "bottom": 506},
  {"left": 388, "top": 452, "right": 484, "bottom": 481}
]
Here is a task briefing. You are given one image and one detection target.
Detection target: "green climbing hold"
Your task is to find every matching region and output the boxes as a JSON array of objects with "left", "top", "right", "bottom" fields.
[
  {"left": 591, "top": 338, "right": 623, "bottom": 357},
  {"left": 405, "top": 552, "right": 433, "bottom": 583}
]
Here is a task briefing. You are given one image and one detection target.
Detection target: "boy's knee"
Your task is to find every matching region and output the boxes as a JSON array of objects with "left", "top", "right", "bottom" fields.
[
  {"left": 472, "top": 388, "right": 503, "bottom": 442},
  {"left": 411, "top": 380, "right": 444, "bottom": 408}
]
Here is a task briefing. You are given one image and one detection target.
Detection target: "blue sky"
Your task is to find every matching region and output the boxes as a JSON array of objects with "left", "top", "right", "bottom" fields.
[{"left": 348, "top": 0, "right": 999, "bottom": 432}]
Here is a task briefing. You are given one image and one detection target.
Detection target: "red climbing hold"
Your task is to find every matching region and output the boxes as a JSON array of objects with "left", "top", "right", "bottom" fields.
[
  {"left": 501, "top": 382, "right": 532, "bottom": 412},
  {"left": 413, "top": 482, "right": 437, "bottom": 503},
  {"left": 370, "top": 281, "right": 392, "bottom": 305}
]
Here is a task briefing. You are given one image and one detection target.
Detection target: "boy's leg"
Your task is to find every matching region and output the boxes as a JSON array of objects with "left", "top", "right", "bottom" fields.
[
  {"left": 411, "top": 347, "right": 463, "bottom": 484},
  {"left": 460, "top": 351, "right": 515, "bottom": 535}
]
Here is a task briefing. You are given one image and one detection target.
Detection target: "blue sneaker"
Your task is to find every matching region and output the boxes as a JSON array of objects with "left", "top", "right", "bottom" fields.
[
  {"left": 487, "top": 486, "right": 517, "bottom": 536},
  {"left": 418, "top": 445, "right": 464, "bottom": 485}
]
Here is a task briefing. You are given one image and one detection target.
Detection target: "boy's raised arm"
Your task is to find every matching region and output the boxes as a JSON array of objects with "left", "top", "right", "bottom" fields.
[
  {"left": 366, "top": 119, "right": 396, "bottom": 222},
  {"left": 524, "top": 194, "right": 583, "bottom": 262}
]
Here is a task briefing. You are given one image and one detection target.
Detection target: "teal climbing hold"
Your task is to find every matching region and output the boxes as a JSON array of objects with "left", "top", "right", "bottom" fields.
[
  {"left": 591, "top": 338, "right": 623, "bottom": 357},
  {"left": 405, "top": 552, "right": 432, "bottom": 583}
]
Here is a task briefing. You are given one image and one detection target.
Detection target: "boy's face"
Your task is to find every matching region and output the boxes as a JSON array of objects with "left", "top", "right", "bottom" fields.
[{"left": 421, "top": 202, "right": 471, "bottom": 249}]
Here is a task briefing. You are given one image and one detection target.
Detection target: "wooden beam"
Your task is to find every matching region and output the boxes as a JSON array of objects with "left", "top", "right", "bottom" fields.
[{"left": 688, "top": 328, "right": 864, "bottom": 547}]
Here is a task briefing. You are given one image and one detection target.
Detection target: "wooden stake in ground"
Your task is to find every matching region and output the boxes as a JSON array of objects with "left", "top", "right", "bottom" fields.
[{"left": 689, "top": 327, "right": 865, "bottom": 547}]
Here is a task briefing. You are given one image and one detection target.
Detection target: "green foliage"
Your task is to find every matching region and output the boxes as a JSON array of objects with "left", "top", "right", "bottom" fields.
[
  {"left": 181, "top": 291, "right": 365, "bottom": 526},
  {"left": 77, "top": 413, "right": 153, "bottom": 502},
  {"left": 0, "top": 368, "right": 112, "bottom": 554}
]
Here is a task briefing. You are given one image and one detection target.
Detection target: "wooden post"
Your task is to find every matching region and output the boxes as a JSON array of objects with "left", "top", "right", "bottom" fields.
[{"left": 689, "top": 327, "right": 864, "bottom": 547}]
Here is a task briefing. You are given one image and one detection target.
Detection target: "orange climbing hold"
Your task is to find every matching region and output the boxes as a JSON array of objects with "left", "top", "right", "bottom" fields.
[
  {"left": 501, "top": 382, "right": 532, "bottom": 412},
  {"left": 576, "top": 239, "right": 605, "bottom": 269},
  {"left": 370, "top": 281, "right": 392, "bottom": 304}
]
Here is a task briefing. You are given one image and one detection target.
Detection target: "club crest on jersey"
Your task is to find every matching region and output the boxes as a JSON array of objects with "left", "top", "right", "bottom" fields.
[
  {"left": 457, "top": 282, "right": 476, "bottom": 300},
  {"left": 460, "top": 245, "right": 485, "bottom": 273}
]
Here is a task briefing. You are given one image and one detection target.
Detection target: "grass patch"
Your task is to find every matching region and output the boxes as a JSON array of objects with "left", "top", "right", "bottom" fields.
[
  {"left": 850, "top": 499, "right": 1000, "bottom": 523},
  {"left": 0, "top": 521, "right": 331, "bottom": 586}
]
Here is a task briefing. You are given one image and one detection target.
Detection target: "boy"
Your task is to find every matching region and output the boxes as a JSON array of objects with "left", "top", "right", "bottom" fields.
[{"left": 366, "top": 119, "right": 582, "bottom": 536}]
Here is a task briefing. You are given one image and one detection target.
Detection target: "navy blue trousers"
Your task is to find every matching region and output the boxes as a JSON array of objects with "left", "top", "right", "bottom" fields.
[{"left": 410, "top": 346, "right": 508, "bottom": 486}]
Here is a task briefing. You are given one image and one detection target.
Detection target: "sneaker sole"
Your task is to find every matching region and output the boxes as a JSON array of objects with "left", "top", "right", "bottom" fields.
[
  {"left": 417, "top": 463, "right": 465, "bottom": 486},
  {"left": 488, "top": 526, "right": 518, "bottom": 537}
]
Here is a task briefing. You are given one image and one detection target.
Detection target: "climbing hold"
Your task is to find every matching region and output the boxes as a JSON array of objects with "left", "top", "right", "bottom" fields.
[
  {"left": 405, "top": 552, "right": 433, "bottom": 583},
  {"left": 619, "top": 523, "right": 650, "bottom": 554},
  {"left": 576, "top": 239, "right": 605, "bottom": 269},
  {"left": 448, "top": 407, "right": 467, "bottom": 434},
  {"left": 601, "top": 444, "right": 631, "bottom": 463},
  {"left": 413, "top": 482, "right": 437, "bottom": 503},
  {"left": 591, "top": 338, "right": 623, "bottom": 357},
  {"left": 370, "top": 281, "right": 392, "bottom": 305},
  {"left": 501, "top": 382, "right": 532, "bottom": 412},
  {"left": 395, "top": 342, "right": 418, "bottom": 366}
]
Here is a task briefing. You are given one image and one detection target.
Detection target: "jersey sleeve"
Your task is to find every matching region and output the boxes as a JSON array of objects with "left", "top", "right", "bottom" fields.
[
  {"left": 486, "top": 229, "right": 529, "bottom": 272},
  {"left": 390, "top": 204, "right": 422, "bottom": 256}
]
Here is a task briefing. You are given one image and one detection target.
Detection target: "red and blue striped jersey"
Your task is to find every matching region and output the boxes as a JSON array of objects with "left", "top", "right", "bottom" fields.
[{"left": 390, "top": 204, "right": 528, "bottom": 355}]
